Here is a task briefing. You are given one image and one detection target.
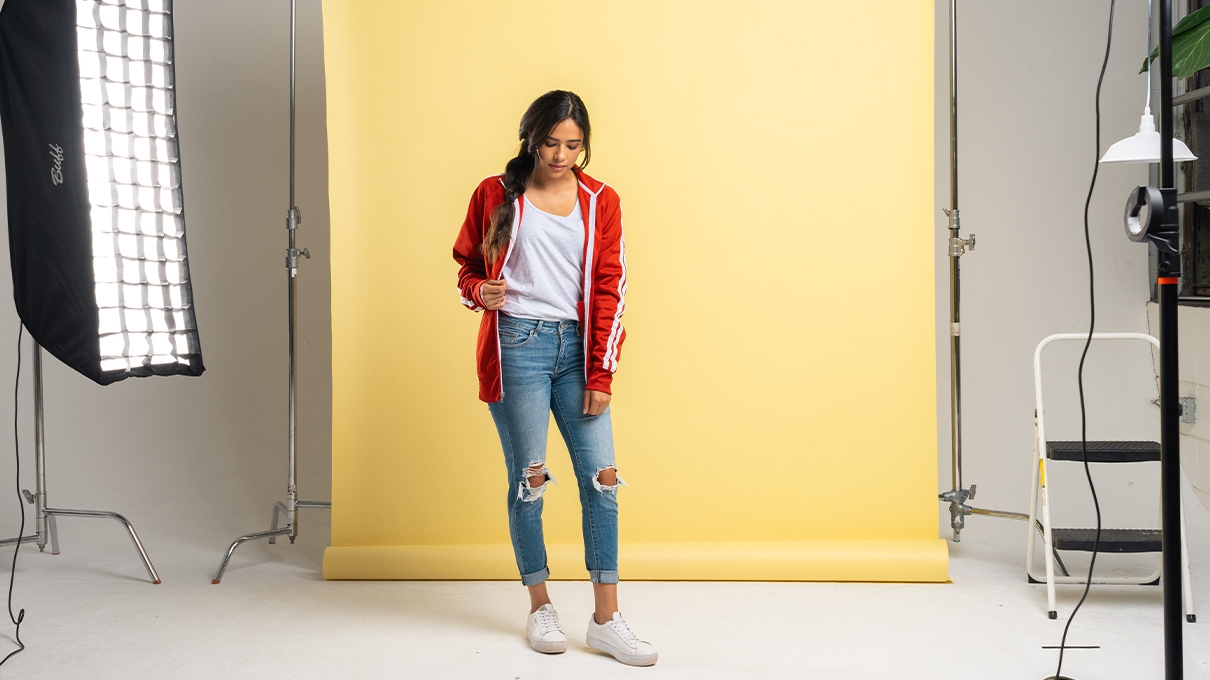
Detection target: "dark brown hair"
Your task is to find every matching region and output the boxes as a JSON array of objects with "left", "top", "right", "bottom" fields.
[{"left": 482, "top": 90, "right": 592, "bottom": 263}]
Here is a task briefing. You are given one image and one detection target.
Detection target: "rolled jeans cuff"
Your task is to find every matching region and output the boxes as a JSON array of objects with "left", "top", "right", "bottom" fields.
[
  {"left": 589, "top": 569, "right": 619, "bottom": 584},
  {"left": 520, "top": 567, "right": 550, "bottom": 587}
]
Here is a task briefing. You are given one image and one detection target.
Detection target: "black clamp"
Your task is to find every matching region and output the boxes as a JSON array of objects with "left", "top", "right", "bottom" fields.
[{"left": 1124, "top": 185, "right": 1181, "bottom": 278}]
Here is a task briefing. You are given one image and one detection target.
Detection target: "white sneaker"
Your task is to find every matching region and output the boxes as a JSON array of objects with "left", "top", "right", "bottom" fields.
[
  {"left": 586, "top": 612, "right": 658, "bottom": 666},
  {"left": 526, "top": 604, "right": 567, "bottom": 654}
]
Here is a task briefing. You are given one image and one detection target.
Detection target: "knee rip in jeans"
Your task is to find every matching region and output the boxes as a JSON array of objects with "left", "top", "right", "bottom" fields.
[
  {"left": 592, "top": 466, "right": 627, "bottom": 493},
  {"left": 518, "top": 463, "right": 556, "bottom": 502}
]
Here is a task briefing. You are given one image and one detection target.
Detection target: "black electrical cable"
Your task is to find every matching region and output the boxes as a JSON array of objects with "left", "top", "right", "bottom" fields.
[
  {"left": 0, "top": 325, "right": 24, "bottom": 667},
  {"left": 1053, "top": 1, "right": 1115, "bottom": 678}
]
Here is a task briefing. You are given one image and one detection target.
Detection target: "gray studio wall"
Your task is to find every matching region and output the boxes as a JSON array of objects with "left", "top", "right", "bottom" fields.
[
  {"left": 0, "top": 0, "right": 333, "bottom": 552},
  {"left": 932, "top": 0, "right": 1186, "bottom": 540}
]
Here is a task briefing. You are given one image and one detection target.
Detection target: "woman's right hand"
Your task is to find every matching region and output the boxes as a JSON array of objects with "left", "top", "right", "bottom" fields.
[{"left": 480, "top": 279, "right": 507, "bottom": 310}]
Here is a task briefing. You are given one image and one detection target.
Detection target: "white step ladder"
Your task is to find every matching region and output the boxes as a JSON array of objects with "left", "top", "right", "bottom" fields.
[{"left": 1026, "top": 333, "right": 1195, "bottom": 622}]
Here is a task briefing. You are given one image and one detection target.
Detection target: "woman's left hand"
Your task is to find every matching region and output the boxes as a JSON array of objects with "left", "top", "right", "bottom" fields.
[{"left": 583, "top": 390, "right": 610, "bottom": 416}]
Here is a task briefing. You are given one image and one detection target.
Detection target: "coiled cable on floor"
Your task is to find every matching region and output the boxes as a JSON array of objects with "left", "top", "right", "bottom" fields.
[
  {"left": 1052, "top": 2, "right": 1115, "bottom": 678},
  {"left": 1, "top": 325, "right": 25, "bottom": 666}
]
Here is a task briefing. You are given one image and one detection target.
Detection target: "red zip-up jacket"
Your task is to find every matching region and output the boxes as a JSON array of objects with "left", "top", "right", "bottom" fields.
[{"left": 452, "top": 168, "right": 627, "bottom": 403}]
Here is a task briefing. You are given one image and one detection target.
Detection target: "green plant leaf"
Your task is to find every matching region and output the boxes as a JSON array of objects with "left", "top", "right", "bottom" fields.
[
  {"left": 1175, "top": 5, "right": 1210, "bottom": 37},
  {"left": 1141, "top": 5, "right": 1210, "bottom": 73},
  {"left": 1173, "top": 20, "right": 1210, "bottom": 77}
]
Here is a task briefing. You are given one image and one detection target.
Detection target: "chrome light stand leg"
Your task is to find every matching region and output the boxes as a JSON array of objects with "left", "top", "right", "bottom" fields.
[
  {"left": 212, "top": 0, "right": 329, "bottom": 584},
  {"left": 937, "top": 0, "right": 1029, "bottom": 541},
  {"left": 0, "top": 341, "right": 160, "bottom": 584}
]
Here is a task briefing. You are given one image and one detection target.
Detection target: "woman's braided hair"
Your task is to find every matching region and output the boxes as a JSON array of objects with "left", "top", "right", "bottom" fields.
[{"left": 482, "top": 90, "right": 592, "bottom": 263}]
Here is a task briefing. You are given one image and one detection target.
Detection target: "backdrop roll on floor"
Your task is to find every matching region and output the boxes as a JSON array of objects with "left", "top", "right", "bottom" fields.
[{"left": 320, "top": 0, "right": 946, "bottom": 582}]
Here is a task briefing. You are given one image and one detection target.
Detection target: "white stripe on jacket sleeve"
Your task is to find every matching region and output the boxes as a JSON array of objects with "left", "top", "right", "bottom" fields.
[
  {"left": 458, "top": 286, "right": 484, "bottom": 312},
  {"left": 602, "top": 223, "right": 627, "bottom": 372}
]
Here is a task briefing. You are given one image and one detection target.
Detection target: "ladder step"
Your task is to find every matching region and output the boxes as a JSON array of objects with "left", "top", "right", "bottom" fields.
[
  {"left": 1045, "top": 440, "right": 1160, "bottom": 463},
  {"left": 1051, "top": 528, "right": 1162, "bottom": 553}
]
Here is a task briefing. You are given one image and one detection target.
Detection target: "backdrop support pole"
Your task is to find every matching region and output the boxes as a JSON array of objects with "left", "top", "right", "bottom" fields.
[
  {"left": 212, "top": 0, "right": 328, "bottom": 585},
  {"left": 936, "top": 0, "right": 1029, "bottom": 540},
  {"left": 0, "top": 341, "right": 160, "bottom": 584}
]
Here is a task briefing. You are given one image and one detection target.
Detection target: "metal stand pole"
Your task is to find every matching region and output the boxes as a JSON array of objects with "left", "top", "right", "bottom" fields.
[
  {"left": 1110, "top": 2, "right": 1188, "bottom": 674},
  {"left": 1159, "top": 281, "right": 1183, "bottom": 677},
  {"left": 936, "top": 0, "right": 1028, "bottom": 540},
  {"left": 1157, "top": 2, "right": 1184, "bottom": 675},
  {"left": 0, "top": 342, "right": 160, "bottom": 585},
  {"left": 212, "top": 0, "right": 328, "bottom": 584}
]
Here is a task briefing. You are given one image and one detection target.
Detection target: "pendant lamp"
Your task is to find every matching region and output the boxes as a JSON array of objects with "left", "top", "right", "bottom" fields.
[
  {"left": 1100, "top": 108, "right": 1197, "bottom": 164},
  {"left": 1102, "top": 0, "right": 1196, "bottom": 165}
]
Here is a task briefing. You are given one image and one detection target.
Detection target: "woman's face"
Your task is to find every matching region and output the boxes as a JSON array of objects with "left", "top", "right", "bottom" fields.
[{"left": 532, "top": 118, "right": 584, "bottom": 183}]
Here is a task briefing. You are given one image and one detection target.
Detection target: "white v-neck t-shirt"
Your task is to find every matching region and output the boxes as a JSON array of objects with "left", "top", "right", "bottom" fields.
[{"left": 500, "top": 195, "right": 584, "bottom": 322}]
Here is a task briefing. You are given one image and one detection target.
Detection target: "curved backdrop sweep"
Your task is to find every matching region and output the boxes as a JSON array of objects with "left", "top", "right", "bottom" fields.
[{"left": 321, "top": 0, "right": 946, "bottom": 582}]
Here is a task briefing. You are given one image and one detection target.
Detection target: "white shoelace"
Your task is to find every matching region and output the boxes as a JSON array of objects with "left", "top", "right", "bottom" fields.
[
  {"left": 534, "top": 608, "right": 561, "bottom": 635},
  {"left": 607, "top": 616, "right": 640, "bottom": 646}
]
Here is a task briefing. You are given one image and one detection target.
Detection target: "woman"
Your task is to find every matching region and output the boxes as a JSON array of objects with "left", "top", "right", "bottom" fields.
[{"left": 452, "top": 90, "right": 656, "bottom": 667}]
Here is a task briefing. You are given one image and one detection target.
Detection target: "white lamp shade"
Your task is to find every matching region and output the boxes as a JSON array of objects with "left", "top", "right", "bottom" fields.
[{"left": 1100, "top": 111, "right": 1197, "bottom": 164}]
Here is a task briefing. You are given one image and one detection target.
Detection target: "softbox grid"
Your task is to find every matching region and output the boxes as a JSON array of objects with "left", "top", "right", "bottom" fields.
[{"left": 75, "top": 0, "right": 198, "bottom": 372}]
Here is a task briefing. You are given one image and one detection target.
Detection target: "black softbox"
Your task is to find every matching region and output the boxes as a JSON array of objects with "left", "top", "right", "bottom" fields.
[{"left": 0, "top": 0, "right": 202, "bottom": 385}]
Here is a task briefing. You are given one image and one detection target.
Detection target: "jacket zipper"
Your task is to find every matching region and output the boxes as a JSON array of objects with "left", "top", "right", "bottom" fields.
[{"left": 494, "top": 195, "right": 524, "bottom": 400}]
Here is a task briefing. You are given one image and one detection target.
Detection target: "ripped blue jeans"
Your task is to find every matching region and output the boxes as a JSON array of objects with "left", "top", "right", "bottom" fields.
[{"left": 488, "top": 314, "right": 623, "bottom": 586}]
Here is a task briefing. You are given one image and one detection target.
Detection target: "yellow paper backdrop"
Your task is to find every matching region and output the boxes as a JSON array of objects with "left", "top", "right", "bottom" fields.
[{"left": 321, "top": 0, "right": 946, "bottom": 582}]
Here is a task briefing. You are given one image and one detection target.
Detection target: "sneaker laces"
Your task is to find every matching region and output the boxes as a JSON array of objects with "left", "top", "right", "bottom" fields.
[
  {"left": 607, "top": 615, "right": 640, "bottom": 646},
  {"left": 534, "top": 607, "right": 561, "bottom": 635}
]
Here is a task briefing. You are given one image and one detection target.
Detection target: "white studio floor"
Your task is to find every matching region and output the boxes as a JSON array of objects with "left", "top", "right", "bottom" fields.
[{"left": 0, "top": 488, "right": 1206, "bottom": 679}]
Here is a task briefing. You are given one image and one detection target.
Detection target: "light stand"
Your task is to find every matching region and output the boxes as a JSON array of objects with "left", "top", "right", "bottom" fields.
[
  {"left": 1119, "top": 2, "right": 1185, "bottom": 675},
  {"left": 937, "top": 0, "right": 1030, "bottom": 540},
  {"left": 211, "top": 0, "right": 328, "bottom": 584},
  {"left": 1155, "top": 9, "right": 1184, "bottom": 674},
  {"left": 0, "top": 341, "right": 160, "bottom": 585}
]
